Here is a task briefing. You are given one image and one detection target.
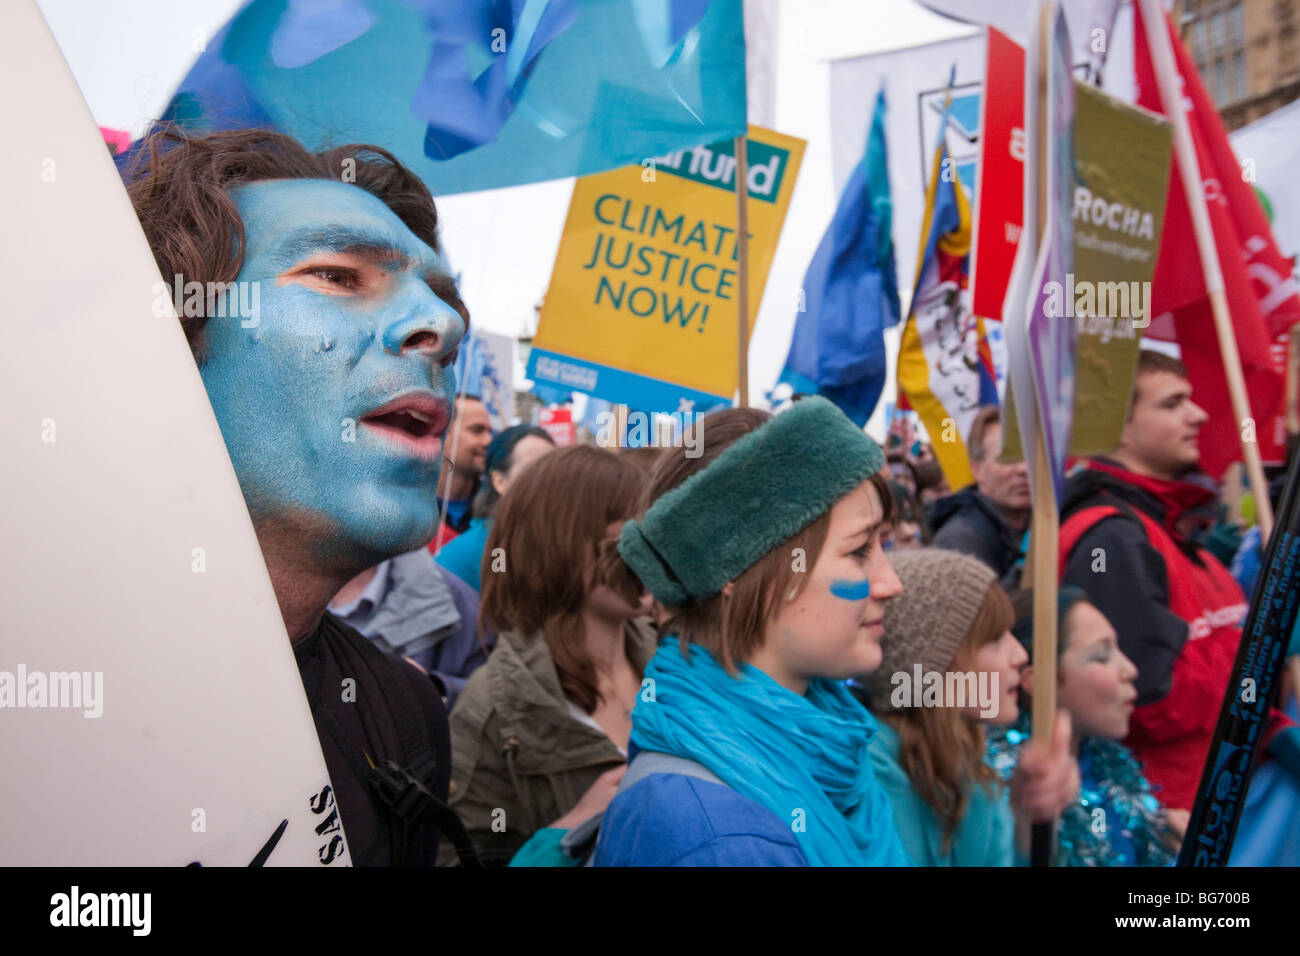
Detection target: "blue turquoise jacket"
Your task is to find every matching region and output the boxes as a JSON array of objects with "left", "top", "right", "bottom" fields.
[
  {"left": 869, "top": 721, "right": 1017, "bottom": 866},
  {"left": 434, "top": 517, "right": 490, "bottom": 592}
]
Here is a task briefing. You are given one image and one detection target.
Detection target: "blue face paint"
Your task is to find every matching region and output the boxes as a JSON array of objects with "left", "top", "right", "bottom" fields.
[
  {"left": 198, "top": 179, "right": 465, "bottom": 564},
  {"left": 830, "top": 578, "right": 872, "bottom": 601}
]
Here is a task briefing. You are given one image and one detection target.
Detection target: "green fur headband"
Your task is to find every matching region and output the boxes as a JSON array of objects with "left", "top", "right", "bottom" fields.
[{"left": 618, "top": 396, "right": 885, "bottom": 605}]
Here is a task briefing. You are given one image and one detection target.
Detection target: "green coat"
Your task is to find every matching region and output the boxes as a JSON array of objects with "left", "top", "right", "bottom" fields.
[{"left": 439, "top": 619, "right": 657, "bottom": 865}]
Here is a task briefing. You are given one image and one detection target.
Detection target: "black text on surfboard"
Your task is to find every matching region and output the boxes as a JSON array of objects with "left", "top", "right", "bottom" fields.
[{"left": 310, "top": 784, "right": 347, "bottom": 865}]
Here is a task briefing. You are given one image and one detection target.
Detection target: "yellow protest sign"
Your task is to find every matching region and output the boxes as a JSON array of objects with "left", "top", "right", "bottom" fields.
[{"left": 527, "top": 125, "right": 804, "bottom": 410}]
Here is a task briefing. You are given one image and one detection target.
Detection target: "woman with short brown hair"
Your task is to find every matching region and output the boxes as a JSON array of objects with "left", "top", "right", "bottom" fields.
[
  {"left": 440, "top": 444, "right": 654, "bottom": 865},
  {"left": 592, "top": 398, "right": 914, "bottom": 866}
]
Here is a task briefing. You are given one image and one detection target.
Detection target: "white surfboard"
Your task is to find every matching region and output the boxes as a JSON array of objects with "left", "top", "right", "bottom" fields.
[{"left": 0, "top": 0, "right": 350, "bottom": 866}]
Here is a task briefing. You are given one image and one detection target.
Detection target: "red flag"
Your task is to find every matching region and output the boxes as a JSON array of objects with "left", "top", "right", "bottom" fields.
[
  {"left": 1134, "top": 4, "right": 1300, "bottom": 477},
  {"left": 970, "top": 27, "right": 1026, "bottom": 324}
]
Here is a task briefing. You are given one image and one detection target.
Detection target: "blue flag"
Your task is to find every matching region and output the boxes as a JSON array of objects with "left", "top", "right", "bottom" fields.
[
  {"left": 453, "top": 331, "right": 503, "bottom": 409},
  {"left": 139, "top": 0, "right": 746, "bottom": 196},
  {"left": 578, "top": 394, "right": 613, "bottom": 436},
  {"left": 532, "top": 381, "right": 574, "bottom": 406},
  {"left": 777, "top": 88, "right": 899, "bottom": 427}
]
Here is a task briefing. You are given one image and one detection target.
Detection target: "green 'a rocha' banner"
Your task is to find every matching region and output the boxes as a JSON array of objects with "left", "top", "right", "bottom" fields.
[{"left": 1002, "top": 82, "right": 1173, "bottom": 464}]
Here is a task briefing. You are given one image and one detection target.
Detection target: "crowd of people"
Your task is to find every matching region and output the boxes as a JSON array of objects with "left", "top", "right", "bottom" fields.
[{"left": 124, "top": 126, "right": 1300, "bottom": 867}]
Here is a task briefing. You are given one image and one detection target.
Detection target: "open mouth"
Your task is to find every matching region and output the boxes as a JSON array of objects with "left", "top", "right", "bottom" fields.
[{"left": 359, "top": 393, "right": 449, "bottom": 462}]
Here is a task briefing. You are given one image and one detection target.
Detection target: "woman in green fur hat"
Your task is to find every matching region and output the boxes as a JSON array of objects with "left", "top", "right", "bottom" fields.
[{"left": 590, "top": 399, "right": 914, "bottom": 866}]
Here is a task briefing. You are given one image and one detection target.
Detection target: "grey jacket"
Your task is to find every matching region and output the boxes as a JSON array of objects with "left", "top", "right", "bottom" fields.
[{"left": 328, "top": 548, "right": 490, "bottom": 706}]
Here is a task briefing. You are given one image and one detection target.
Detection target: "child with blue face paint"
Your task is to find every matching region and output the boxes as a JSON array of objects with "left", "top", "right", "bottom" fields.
[
  {"left": 986, "top": 588, "right": 1178, "bottom": 866},
  {"left": 127, "top": 128, "right": 472, "bottom": 866},
  {"left": 590, "top": 401, "right": 914, "bottom": 866}
]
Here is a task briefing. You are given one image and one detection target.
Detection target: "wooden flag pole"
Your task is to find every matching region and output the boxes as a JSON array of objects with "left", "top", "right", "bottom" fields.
[
  {"left": 1285, "top": 323, "right": 1300, "bottom": 744},
  {"left": 1222, "top": 463, "right": 1245, "bottom": 526},
  {"left": 1286, "top": 324, "right": 1300, "bottom": 437},
  {"left": 735, "top": 134, "right": 751, "bottom": 408},
  {"left": 1027, "top": 0, "right": 1059, "bottom": 868},
  {"left": 1029, "top": 443, "right": 1059, "bottom": 740},
  {"left": 1137, "top": 0, "right": 1273, "bottom": 543}
]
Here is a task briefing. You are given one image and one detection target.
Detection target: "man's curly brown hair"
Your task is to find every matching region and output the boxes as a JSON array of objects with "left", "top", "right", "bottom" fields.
[{"left": 124, "top": 126, "right": 468, "bottom": 360}]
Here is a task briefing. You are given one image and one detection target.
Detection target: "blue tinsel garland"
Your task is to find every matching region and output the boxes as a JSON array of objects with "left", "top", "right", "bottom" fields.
[{"left": 986, "top": 716, "right": 1177, "bottom": 867}]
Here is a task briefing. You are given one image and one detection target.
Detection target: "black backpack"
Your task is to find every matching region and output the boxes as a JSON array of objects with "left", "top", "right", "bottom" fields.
[{"left": 316, "top": 615, "right": 481, "bottom": 867}]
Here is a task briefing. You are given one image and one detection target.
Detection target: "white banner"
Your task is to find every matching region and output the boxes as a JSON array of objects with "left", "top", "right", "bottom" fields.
[{"left": 1230, "top": 98, "right": 1300, "bottom": 268}]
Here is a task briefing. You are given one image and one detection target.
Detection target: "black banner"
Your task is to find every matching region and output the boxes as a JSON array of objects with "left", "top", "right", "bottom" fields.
[{"left": 1178, "top": 456, "right": 1300, "bottom": 865}]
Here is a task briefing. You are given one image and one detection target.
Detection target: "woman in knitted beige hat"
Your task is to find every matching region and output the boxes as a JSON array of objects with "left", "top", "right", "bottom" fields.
[{"left": 856, "top": 548, "right": 1078, "bottom": 866}]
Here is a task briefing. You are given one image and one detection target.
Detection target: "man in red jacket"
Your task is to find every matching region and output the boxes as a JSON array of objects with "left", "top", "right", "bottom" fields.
[{"left": 1059, "top": 350, "right": 1292, "bottom": 814}]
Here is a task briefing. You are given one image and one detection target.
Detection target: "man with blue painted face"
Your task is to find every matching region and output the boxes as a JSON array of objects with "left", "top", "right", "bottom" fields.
[{"left": 127, "top": 128, "right": 476, "bottom": 866}]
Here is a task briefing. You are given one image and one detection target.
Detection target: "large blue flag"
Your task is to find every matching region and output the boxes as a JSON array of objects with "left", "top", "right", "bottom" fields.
[
  {"left": 141, "top": 0, "right": 746, "bottom": 196},
  {"left": 776, "top": 88, "right": 900, "bottom": 427}
]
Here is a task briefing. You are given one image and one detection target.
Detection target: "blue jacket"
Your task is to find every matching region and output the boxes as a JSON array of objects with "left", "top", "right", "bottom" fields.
[
  {"left": 594, "top": 770, "right": 808, "bottom": 866},
  {"left": 435, "top": 517, "right": 491, "bottom": 592}
]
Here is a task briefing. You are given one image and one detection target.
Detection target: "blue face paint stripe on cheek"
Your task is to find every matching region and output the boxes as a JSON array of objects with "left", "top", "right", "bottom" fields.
[{"left": 830, "top": 578, "right": 871, "bottom": 601}]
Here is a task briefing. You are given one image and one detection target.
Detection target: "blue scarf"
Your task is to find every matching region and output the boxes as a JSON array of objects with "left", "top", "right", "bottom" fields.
[{"left": 631, "top": 637, "right": 912, "bottom": 867}]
